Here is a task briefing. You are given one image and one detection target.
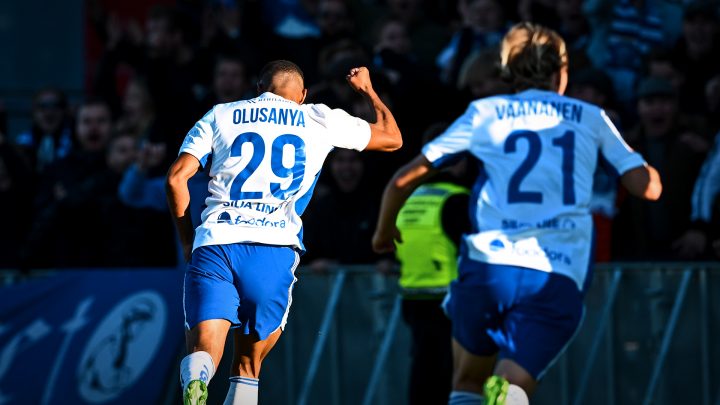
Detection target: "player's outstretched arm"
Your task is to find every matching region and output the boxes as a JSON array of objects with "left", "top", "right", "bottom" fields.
[
  {"left": 346, "top": 67, "right": 402, "bottom": 152},
  {"left": 372, "top": 155, "right": 437, "bottom": 253},
  {"left": 166, "top": 153, "right": 202, "bottom": 261},
  {"left": 620, "top": 163, "right": 662, "bottom": 201}
]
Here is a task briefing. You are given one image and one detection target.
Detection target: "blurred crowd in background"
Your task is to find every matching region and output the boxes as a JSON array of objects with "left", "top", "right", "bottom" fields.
[{"left": 0, "top": 0, "right": 719, "bottom": 270}]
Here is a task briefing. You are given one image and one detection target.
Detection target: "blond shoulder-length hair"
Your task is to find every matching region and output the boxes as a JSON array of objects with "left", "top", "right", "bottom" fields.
[{"left": 499, "top": 22, "right": 568, "bottom": 92}]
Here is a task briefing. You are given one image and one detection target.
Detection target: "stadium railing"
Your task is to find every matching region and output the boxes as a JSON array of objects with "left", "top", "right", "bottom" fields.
[{"left": 3, "top": 262, "right": 719, "bottom": 405}]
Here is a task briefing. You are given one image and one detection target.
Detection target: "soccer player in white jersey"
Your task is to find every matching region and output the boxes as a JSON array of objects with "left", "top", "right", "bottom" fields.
[
  {"left": 372, "top": 23, "right": 662, "bottom": 405},
  {"left": 166, "top": 60, "right": 401, "bottom": 405}
]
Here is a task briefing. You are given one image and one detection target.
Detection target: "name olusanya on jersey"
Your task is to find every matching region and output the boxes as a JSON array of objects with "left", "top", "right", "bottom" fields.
[{"left": 180, "top": 92, "right": 371, "bottom": 252}]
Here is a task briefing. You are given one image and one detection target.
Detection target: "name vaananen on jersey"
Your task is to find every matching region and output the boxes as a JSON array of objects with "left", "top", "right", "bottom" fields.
[
  {"left": 423, "top": 89, "right": 646, "bottom": 290},
  {"left": 494, "top": 99, "right": 583, "bottom": 123}
]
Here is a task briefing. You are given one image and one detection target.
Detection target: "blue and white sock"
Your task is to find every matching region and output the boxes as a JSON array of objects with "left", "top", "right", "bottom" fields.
[
  {"left": 223, "top": 377, "right": 259, "bottom": 405},
  {"left": 180, "top": 351, "right": 216, "bottom": 391},
  {"left": 449, "top": 390, "right": 483, "bottom": 405}
]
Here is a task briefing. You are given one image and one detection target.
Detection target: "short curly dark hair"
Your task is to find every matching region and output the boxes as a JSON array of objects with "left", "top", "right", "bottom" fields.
[{"left": 257, "top": 60, "right": 304, "bottom": 89}]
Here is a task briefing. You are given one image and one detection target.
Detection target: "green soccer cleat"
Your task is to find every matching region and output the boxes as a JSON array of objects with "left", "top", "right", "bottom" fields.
[
  {"left": 483, "top": 375, "right": 509, "bottom": 405},
  {"left": 184, "top": 380, "right": 208, "bottom": 405}
]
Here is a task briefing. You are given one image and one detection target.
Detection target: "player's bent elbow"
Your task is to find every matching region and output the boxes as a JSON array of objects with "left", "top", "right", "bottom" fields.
[
  {"left": 643, "top": 165, "right": 662, "bottom": 201},
  {"left": 385, "top": 137, "right": 403, "bottom": 152},
  {"left": 644, "top": 179, "right": 662, "bottom": 201},
  {"left": 622, "top": 165, "right": 662, "bottom": 201},
  {"left": 382, "top": 128, "right": 403, "bottom": 151},
  {"left": 367, "top": 126, "right": 402, "bottom": 151}
]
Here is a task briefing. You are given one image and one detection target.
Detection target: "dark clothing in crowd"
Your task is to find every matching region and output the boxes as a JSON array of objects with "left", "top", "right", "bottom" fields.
[
  {"left": 613, "top": 122, "right": 707, "bottom": 259},
  {"left": 302, "top": 183, "right": 381, "bottom": 265},
  {"left": 0, "top": 143, "right": 34, "bottom": 268}
]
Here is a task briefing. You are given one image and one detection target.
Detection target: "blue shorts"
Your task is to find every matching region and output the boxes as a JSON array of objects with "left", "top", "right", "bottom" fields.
[
  {"left": 184, "top": 243, "right": 299, "bottom": 340},
  {"left": 444, "top": 251, "right": 584, "bottom": 380}
]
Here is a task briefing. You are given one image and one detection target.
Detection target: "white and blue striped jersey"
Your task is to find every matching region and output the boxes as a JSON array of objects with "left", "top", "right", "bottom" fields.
[
  {"left": 423, "top": 89, "right": 646, "bottom": 290},
  {"left": 179, "top": 92, "right": 371, "bottom": 252}
]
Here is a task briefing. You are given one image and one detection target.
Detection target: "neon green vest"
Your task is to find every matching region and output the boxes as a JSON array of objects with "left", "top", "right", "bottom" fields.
[{"left": 396, "top": 182, "right": 469, "bottom": 294}]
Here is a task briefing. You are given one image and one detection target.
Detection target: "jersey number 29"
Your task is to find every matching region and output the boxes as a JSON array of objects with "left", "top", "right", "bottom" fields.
[
  {"left": 229, "top": 132, "right": 306, "bottom": 200},
  {"left": 504, "top": 130, "right": 575, "bottom": 205}
]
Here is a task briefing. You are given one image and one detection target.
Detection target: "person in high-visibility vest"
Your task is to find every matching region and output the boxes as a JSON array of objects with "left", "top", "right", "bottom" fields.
[{"left": 394, "top": 161, "right": 471, "bottom": 405}]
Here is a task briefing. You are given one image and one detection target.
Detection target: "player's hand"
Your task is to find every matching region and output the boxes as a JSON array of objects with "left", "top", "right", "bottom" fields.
[
  {"left": 346, "top": 67, "right": 373, "bottom": 95},
  {"left": 372, "top": 226, "right": 402, "bottom": 254}
]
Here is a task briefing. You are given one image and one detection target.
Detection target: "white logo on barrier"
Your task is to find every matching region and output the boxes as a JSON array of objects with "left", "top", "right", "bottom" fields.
[{"left": 77, "top": 291, "right": 167, "bottom": 403}]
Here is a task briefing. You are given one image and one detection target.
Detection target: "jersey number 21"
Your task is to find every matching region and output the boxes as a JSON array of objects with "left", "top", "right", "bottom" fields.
[{"left": 504, "top": 130, "right": 575, "bottom": 205}]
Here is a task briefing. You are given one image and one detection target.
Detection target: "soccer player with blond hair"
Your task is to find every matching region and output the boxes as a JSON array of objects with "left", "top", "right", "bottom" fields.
[{"left": 372, "top": 23, "right": 662, "bottom": 404}]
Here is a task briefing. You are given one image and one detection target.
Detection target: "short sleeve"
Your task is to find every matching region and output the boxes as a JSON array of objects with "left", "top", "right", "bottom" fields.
[
  {"left": 597, "top": 109, "right": 646, "bottom": 175},
  {"left": 422, "top": 104, "right": 476, "bottom": 168},
  {"left": 179, "top": 108, "right": 215, "bottom": 167},
  {"left": 308, "top": 104, "right": 371, "bottom": 151}
]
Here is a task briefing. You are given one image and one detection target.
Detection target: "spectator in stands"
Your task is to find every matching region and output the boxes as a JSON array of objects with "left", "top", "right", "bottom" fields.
[
  {"left": 613, "top": 77, "right": 707, "bottom": 259},
  {"left": 265, "top": 0, "right": 358, "bottom": 85},
  {"left": 316, "top": 0, "right": 356, "bottom": 44},
  {"left": 302, "top": 149, "right": 384, "bottom": 271},
  {"left": 670, "top": 1, "right": 720, "bottom": 115},
  {"left": 308, "top": 40, "right": 370, "bottom": 112},
  {"left": 0, "top": 130, "right": 34, "bottom": 268},
  {"left": 553, "top": 0, "right": 593, "bottom": 72},
  {"left": 373, "top": 17, "right": 414, "bottom": 86},
  {"left": 195, "top": 55, "right": 252, "bottom": 114},
  {"left": 644, "top": 50, "right": 688, "bottom": 108},
  {"left": 385, "top": 0, "right": 449, "bottom": 72},
  {"left": 197, "top": 0, "right": 262, "bottom": 79},
  {"left": 94, "top": 5, "right": 199, "bottom": 148},
  {"left": 455, "top": 47, "right": 510, "bottom": 100},
  {"left": 371, "top": 17, "right": 446, "bottom": 152},
  {"left": 567, "top": 68, "right": 622, "bottom": 262},
  {"left": 436, "top": 0, "right": 507, "bottom": 85},
  {"left": 671, "top": 71, "right": 720, "bottom": 260},
  {"left": 116, "top": 78, "right": 156, "bottom": 140},
  {"left": 14, "top": 89, "right": 73, "bottom": 172},
  {"left": 584, "top": 0, "right": 683, "bottom": 106},
  {"left": 97, "top": 134, "right": 176, "bottom": 266},
  {"left": 672, "top": 132, "right": 720, "bottom": 259},
  {"left": 23, "top": 100, "right": 114, "bottom": 267},
  {"left": 118, "top": 141, "right": 209, "bottom": 266}
]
